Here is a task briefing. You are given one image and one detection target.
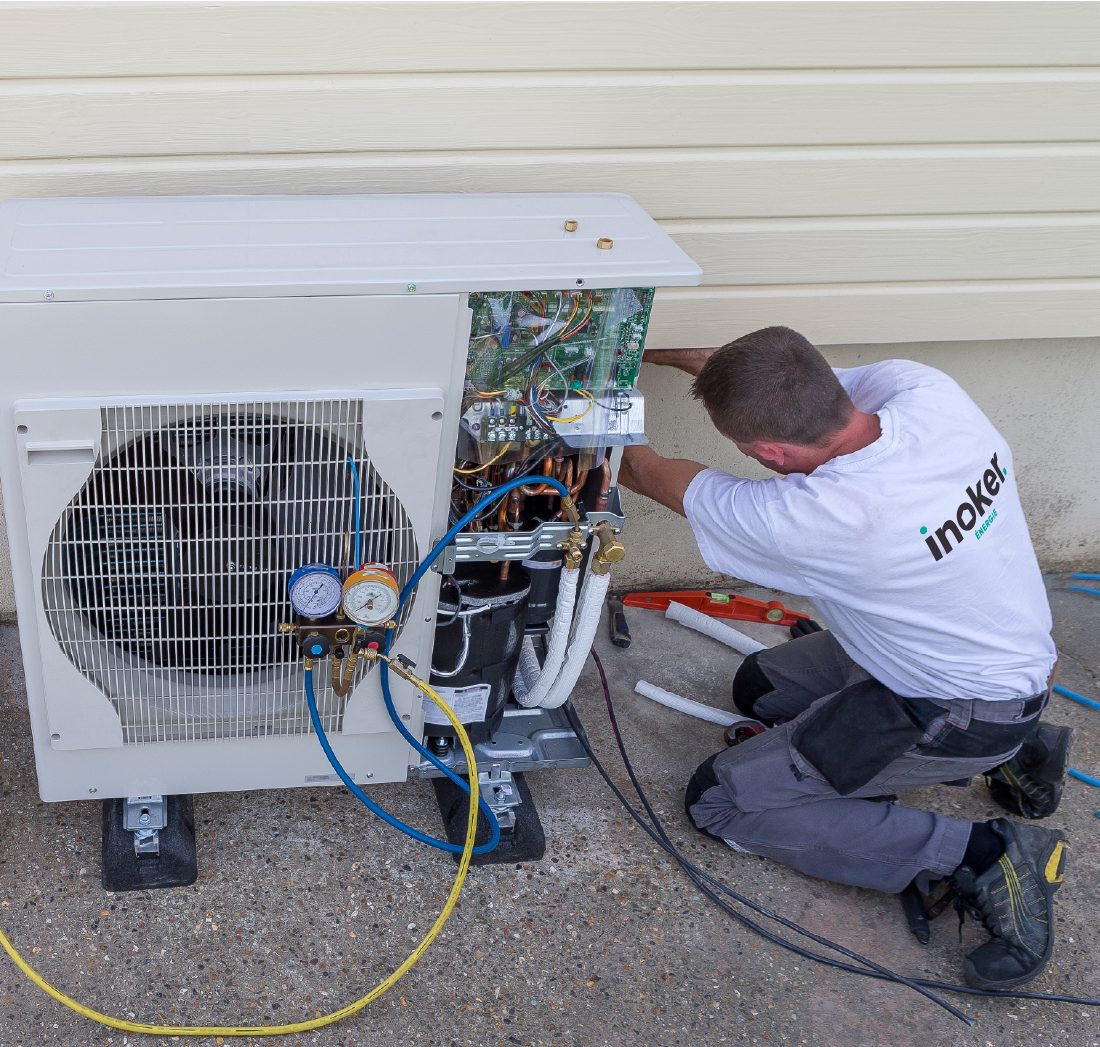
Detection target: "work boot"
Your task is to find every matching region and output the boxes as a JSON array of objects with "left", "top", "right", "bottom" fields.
[
  {"left": 985, "top": 723, "right": 1073, "bottom": 819},
  {"left": 950, "top": 818, "right": 1067, "bottom": 990}
]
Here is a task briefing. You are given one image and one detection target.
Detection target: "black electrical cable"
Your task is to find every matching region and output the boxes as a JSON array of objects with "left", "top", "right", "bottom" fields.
[
  {"left": 565, "top": 657, "right": 972, "bottom": 1026},
  {"left": 573, "top": 649, "right": 1100, "bottom": 1015}
]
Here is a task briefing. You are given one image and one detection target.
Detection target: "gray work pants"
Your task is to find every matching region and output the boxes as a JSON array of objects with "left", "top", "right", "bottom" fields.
[{"left": 687, "top": 632, "right": 1042, "bottom": 893}]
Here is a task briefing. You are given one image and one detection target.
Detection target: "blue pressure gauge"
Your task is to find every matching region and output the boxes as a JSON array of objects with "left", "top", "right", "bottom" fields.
[{"left": 288, "top": 563, "right": 343, "bottom": 619}]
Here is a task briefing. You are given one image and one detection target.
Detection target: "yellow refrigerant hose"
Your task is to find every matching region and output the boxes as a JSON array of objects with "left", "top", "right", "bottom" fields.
[{"left": 0, "top": 656, "right": 478, "bottom": 1038}]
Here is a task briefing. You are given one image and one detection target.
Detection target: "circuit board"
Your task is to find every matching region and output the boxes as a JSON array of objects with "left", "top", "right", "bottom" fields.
[{"left": 457, "top": 288, "right": 653, "bottom": 466}]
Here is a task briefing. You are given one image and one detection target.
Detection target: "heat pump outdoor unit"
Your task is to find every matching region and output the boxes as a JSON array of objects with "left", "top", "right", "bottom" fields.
[{"left": 0, "top": 194, "right": 700, "bottom": 885}]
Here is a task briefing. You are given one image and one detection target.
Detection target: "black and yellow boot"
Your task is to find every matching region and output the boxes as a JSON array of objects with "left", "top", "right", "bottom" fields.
[
  {"left": 985, "top": 723, "right": 1073, "bottom": 819},
  {"left": 951, "top": 818, "right": 1068, "bottom": 990}
]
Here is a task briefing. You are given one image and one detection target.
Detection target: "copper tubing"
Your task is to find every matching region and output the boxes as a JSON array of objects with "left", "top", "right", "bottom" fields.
[
  {"left": 520, "top": 455, "right": 555, "bottom": 495},
  {"left": 595, "top": 459, "right": 612, "bottom": 512}
]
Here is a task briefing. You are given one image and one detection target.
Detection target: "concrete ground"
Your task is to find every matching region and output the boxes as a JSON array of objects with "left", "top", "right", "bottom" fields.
[{"left": 0, "top": 579, "right": 1098, "bottom": 1047}]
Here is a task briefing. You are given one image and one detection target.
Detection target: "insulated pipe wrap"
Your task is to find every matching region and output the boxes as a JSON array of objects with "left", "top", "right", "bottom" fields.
[
  {"left": 633, "top": 680, "right": 751, "bottom": 728},
  {"left": 538, "top": 569, "right": 612, "bottom": 709},
  {"left": 512, "top": 566, "right": 580, "bottom": 707},
  {"left": 666, "top": 602, "right": 768, "bottom": 656}
]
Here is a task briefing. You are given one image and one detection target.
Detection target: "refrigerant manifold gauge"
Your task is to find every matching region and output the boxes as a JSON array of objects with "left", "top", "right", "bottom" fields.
[
  {"left": 288, "top": 563, "right": 343, "bottom": 619},
  {"left": 342, "top": 563, "right": 401, "bottom": 627}
]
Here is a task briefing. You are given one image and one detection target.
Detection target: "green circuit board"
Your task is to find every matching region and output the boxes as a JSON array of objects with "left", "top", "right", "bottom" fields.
[{"left": 465, "top": 287, "right": 653, "bottom": 398}]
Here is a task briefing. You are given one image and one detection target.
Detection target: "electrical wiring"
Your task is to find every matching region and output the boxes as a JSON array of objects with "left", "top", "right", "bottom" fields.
[
  {"left": 575, "top": 649, "right": 1100, "bottom": 1016},
  {"left": 572, "top": 652, "right": 971, "bottom": 1025},
  {"left": 0, "top": 663, "right": 480, "bottom": 1038},
  {"left": 559, "top": 296, "right": 594, "bottom": 341},
  {"left": 454, "top": 442, "right": 512, "bottom": 475},
  {"left": 547, "top": 396, "right": 594, "bottom": 425}
]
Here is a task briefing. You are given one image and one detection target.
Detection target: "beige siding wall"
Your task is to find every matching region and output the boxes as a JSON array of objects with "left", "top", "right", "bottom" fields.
[{"left": 1, "top": 1, "right": 1098, "bottom": 614}]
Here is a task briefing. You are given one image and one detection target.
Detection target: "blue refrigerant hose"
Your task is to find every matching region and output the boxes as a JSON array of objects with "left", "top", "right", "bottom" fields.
[
  {"left": 377, "top": 473, "right": 574, "bottom": 826},
  {"left": 319, "top": 461, "right": 571, "bottom": 854}
]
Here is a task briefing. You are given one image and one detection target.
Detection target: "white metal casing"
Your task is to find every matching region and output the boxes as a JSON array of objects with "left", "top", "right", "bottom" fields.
[
  {"left": 0, "top": 193, "right": 701, "bottom": 803},
  {"left": 0, "top": 193, "right": 701, "bottom": 302}
]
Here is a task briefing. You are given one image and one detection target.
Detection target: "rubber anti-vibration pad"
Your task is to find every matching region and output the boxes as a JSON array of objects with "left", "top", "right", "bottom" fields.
[
  {"left": 101, "top": 794, "right": 199, "bottom": 892},
  {"left": 431, "top": 771, "right": 545, "bottom": 866}
]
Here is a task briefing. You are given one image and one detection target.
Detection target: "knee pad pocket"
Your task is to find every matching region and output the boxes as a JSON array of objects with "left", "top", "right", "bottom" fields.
[{"left": 731, "top": 653, "right": 776, "bottom": 720}]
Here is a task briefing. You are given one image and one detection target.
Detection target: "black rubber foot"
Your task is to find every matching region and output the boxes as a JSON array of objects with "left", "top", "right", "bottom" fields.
[
  {"left": 101, "top": 795, "right": 199, "bottom": 892},
  {"left": 431, "top": 772, "right": 546, "bottom": 866}
]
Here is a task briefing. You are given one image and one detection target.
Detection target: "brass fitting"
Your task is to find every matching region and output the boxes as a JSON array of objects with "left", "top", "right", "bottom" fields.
[
  {"left": 277, "top": 622, "right": 296, "bottom": 634},
  {"left": 304, "top": 657, "right": 315, "bottom": 671},
  {"left": 591, "top": 522, "right": 626, "bottom": 576},
  {"left": 562, "top": 525, "right": 586, "bottom": 569},
  {"left": 384, "top": 656, "right": 417, "bottom": 685},
  {"left": 559, "top": 495, "right": 581, "bottom": 527},
  {"left": 331, "top": 647, "right": 360, "bottom": 697}
]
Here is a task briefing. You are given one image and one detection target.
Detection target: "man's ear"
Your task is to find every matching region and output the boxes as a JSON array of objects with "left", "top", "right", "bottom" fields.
[{"left": 751, "top": 441, "right": 786, "bottom": 469}]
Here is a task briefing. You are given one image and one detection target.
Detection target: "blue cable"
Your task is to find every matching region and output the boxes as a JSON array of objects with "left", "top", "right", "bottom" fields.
[
  {"left": 1067, "top": 585, "right": 1100, "bottom": 599},
  {"left": 1053, "top": 684, "right": 1100, "bottom": 712},
  {"left": 1067, "top": 768, "right": 1100, "bottom": 820},
  {"left": 1070, "top": 572, "right": 1100, "bottom": 581},
  {"left": 303, "top": 665, "right": 491, "bottom": 852},
  {"left": 347, "top": 455, "right": 362, "bottom": 569},
  {"left": 377, "top": 473, "right": 572, "bottom": 827},
  {"left": 307, "top": 467, "right": 570, "bottom": 854},
  {"left": 1069, "top": 768, "right": 1100, "bottom": 788}
]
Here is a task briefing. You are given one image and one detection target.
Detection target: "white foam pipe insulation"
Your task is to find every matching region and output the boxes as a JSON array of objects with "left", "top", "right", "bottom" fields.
[
  {"left": 537, "top": 566, "right": 612, "bottom": 709},
  {"left": 512, "top": 565, "right": 580, "bottom": 708},
  {"left": 633, "top": 680, "right": 756, "bottom": 728},
  {"left": 666, "top": 601, "right": 768, "bottom": 656}
]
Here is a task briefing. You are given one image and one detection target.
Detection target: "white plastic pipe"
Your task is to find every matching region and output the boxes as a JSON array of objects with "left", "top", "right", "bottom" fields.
[
  {"left": 512, "top": 566, "right": 580, "bottom": 707},
  {"left": 538, "top": 568, "right": 612, "bottom": 709},
  {"left": 666, "top": 601, "right": 768, "bottom": 656},
  {"left": 634, "top": 680, "right": 755, "bottom": 728}
]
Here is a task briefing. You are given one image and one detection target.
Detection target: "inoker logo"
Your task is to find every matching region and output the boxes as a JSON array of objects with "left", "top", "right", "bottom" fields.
[{"left": 921, "top": 453, "right": 1007, "bottom": 562}]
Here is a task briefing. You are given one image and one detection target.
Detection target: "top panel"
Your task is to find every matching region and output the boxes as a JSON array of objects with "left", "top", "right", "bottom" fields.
[{"left": 0, "top": 193, "right": 701, "bottom": 303}]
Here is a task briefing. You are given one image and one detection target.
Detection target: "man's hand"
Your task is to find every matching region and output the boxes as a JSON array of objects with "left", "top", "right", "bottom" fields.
[
  {"left": 618, "top": 444, "right": 706, "bottom": 517},
  {"left": 643, "top": 346, "right": 719, "bottom": 376}
]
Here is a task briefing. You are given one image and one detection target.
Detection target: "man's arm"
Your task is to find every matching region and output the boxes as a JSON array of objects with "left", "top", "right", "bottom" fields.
[
  {"left": 643, "top": 346, "right": 719, "bottom": 376},
  {"left": 617, "top": 444, "right": 707, "bottom": 517}
]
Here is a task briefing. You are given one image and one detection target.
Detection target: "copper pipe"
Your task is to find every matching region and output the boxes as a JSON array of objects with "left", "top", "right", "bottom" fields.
[
  {"left": 595, "top": 458, "right": 612, "bottom": 512},
  {"left": 520, "top": 455, "right": 555, "bottom": 495},
  {"left": 570, "top": 469, "right": 588, "bottom": 499}
]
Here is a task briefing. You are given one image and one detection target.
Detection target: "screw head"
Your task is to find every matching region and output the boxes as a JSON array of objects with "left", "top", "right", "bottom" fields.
[
  {"left": 139, "top": 812, "right": 151, "bottom": 825},
  {"left": 88, "top": 788, "right": 97, "bottom": 794},
  {"left": 43, "top": 290, "right": 55, "bottom": 300},
  {"left": 406, "top": 283, "right": 416, "bottom": 293}
]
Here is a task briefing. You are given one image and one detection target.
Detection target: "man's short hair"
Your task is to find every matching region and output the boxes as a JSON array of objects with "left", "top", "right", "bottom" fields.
[{"left": 691, "top": 326, "right": 854, "bottom": 446}]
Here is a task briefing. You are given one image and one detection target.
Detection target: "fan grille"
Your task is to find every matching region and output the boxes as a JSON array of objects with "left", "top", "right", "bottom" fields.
[{"left": 41, "top": 398, "right": 418, "bottom": 744}]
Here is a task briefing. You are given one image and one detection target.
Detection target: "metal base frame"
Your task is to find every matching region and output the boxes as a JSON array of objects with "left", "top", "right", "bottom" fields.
[{"left": 413, "top": 702, "right": 590, "bottom": 864}]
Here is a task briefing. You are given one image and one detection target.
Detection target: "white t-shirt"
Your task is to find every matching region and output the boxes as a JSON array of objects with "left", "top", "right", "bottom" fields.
[{"left": 682, "top": 360, "right": 1056, "bottom": 701}]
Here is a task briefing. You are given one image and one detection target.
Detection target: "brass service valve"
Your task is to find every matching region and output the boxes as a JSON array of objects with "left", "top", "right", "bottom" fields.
[{"left": 591, "top": 522, "right": 626, "bottom": 576}]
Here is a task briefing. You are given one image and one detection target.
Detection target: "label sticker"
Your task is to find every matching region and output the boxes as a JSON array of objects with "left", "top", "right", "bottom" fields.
[{"left": 422, "top": 683, "right": 492, "bottom": 726}]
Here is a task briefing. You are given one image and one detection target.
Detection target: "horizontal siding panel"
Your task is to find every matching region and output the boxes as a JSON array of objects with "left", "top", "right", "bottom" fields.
[
  {"left": 4, "top": 72, "right": 1100, "bottom": 160},
  {"left": 667, "top": 216, "right": 1100, "bottom": 285},
  {"left": 648, "top": 282, "right": 1100, "bottom": 347},
  {"left": 5, "top": 145, "right": 1100, "bottom": 218},
  {"left": 4, "top": 3, "right": 1100, "bottom": 78}
]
